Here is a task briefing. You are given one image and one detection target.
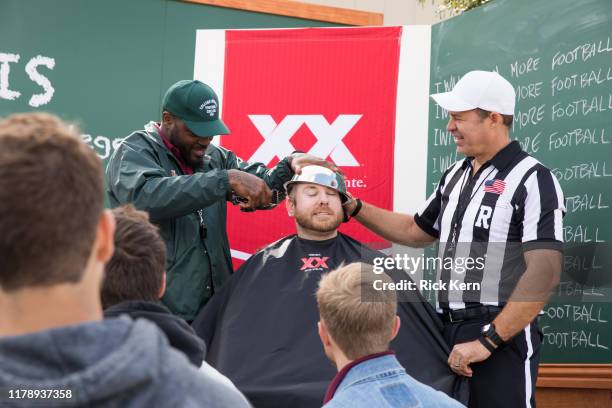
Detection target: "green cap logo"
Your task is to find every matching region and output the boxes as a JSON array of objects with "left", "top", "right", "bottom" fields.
[{"left": 200, "top": 99, "right": 218, "bottom": 117}]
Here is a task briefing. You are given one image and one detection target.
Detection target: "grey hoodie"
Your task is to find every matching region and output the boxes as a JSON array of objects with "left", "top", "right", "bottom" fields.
[{"left": 0, "top": 317, "right": 251, "bottom": 407}]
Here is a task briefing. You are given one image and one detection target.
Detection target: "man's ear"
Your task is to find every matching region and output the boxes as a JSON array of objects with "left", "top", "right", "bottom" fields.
[
  {"left": 286, "top": 196, "right": 295, "bottom": 217},
  {"left": 158, "top": 272, "right": 167, "bottom": 299},
  {"left": 96, "top": 210, "right": 115, "bottom": 264},
  {"left": 489, "top": 112, "right": 504, "bottom": 127},
  {"left": 390, "top": 316, "right": 401, "bottom": 342},
  {"left": 318, "top": 321, "right": 331, "bottom": 347},
  {"left": 161, "top": 111, "right": 174, "bottom": 128}
]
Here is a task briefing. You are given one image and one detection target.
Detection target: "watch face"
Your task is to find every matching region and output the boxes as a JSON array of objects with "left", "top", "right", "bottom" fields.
[{"left": 482, "top": 324, "right": 491, "bottom": 333}]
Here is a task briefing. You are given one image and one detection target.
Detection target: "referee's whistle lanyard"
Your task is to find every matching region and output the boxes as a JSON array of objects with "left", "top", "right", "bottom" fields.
[{"left": 447, "top": 162, "right": 496, "bottom": 253}]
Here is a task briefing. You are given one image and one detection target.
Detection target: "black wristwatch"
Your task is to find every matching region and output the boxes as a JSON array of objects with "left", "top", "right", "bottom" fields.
[
  {"left": 481, "top": 323, "right": 504, "bottom": 348},
  {"left": 270, "top": 189, "right": 285, "bottom": 205},
  {"left": 351, "top": 198, "right": 363, "bottom": 218}
]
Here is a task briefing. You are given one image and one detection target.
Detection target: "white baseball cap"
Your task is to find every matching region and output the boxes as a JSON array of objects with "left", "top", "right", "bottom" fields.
[{"left": 430, "top": 70, "right": 516, "bottom": 115}]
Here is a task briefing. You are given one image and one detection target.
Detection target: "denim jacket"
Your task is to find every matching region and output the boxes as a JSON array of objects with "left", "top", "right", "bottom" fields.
[{"left": 323, "top": 353, "right": 465, "bottom": 408}]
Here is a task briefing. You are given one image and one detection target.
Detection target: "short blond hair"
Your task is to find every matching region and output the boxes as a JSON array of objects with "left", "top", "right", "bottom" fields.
[{"left": 316, "top": 262, "right": 397, "bottom": 360}]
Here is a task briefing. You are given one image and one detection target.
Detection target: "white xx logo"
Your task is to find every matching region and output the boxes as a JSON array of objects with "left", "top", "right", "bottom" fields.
[{"left": 248, "top": 114, "right": 362, "bottom": 166}]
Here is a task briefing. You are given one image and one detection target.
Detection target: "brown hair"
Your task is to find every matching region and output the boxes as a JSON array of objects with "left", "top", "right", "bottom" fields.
[
  {"left": 0, "top": 112, "right": 104, "bottom": 291},
  {"left": 475, "top": 108, "right": 513, "bottom": 128},
  {"left": 101, "top": 205, "right": 166, "bottom": 309},
  {"left": 316, "top": 263, "right": 397, "bottom": 360}
]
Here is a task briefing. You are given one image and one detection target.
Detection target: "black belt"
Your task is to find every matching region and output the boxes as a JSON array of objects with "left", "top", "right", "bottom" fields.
[{"left": 438, "top": 306, "right": 502, "bottom": 323}]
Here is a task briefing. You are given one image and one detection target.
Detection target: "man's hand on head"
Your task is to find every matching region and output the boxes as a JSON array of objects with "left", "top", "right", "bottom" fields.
[
  {"left": 288, "top": 153, "right": 340, "bottom": 175},
  {"left": 227, "top": 170, "right": 272, "bottom": 211}
]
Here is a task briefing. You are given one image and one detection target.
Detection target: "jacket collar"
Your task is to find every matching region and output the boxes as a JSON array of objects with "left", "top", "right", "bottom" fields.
[
  {"left": 103, "top": 300, "right": 206, "bottom": 367},
  {"left": 144, "top": 121, "right": 166, "bottom": 148},
  {"left": 323, "top": 351, "right": 396, "bottom": 404},
  {"left": 152, "top": 123, "right": 194, "bottom": 175},
  {"left": 104, "top": 300, "right": 170, "bottom": 315}
]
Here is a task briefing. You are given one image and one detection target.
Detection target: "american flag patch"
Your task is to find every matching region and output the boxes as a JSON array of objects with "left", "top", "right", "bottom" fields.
[{"left": 484, "top": 179, "right": 505, "bottom": 194}]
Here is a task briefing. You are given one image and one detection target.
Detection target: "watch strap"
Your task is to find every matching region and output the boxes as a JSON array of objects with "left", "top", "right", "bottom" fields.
[
  {"left": 478, "top": 335, "right": 497, "bottom": 353},
  {"left": 351, "top": 198, "right": 363, "bottom": 218},
  {"left": 484, "top": 323, "right": 504, "bottom": 347}
]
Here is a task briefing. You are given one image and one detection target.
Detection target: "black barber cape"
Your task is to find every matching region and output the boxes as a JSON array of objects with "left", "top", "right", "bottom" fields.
[{"left": 192, "top": 233, "right": 468, "bottom": 407}]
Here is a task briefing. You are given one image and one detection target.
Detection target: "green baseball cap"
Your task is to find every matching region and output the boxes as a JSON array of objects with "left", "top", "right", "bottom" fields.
[{"left": 162, "top": 80, "right": 230, "bottom": 137}]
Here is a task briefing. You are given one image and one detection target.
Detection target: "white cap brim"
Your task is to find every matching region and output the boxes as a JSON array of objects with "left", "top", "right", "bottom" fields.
[{"left": 430, "top": 92, "right": 477, "bottom": 113}]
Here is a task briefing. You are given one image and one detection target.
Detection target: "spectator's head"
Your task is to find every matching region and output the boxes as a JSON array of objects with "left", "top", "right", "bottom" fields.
[
  {"left": 101, "top": 205, "right": 167, "bottom": 309},
  {"left": 316, "top": 263, "right": 400, "bottom": 368},
  {"left": 161, "top": 80, "right": 230, "bottom": 168},
  {"left": 284, "top": 165, "right": 349, "bottom": 240},
  {"left": 0, "top": 112, "right": 115, "bottom": 334}
]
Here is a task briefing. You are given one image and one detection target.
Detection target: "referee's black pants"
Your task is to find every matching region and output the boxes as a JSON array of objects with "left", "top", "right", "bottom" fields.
[{"left": 442, "top": 315, "right": 542, "bottom": 408}]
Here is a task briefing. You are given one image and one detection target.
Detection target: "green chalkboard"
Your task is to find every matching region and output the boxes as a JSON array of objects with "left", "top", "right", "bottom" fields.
[
  {"left": 0, "top": 0, "right": 344, "bottom": 162},
  {"left": 428, "top": 0, "right": 612, "bottom": 363}
]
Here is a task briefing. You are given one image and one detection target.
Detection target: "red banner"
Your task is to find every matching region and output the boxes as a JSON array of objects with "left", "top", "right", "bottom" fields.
[{"left": 221, "top": 27, "right": 402, "bottom": 267}]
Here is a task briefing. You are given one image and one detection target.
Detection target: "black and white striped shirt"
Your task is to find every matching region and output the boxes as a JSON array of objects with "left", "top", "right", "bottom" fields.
[{"left": 415, "top": 141, "right": 565, "bottom": 312}]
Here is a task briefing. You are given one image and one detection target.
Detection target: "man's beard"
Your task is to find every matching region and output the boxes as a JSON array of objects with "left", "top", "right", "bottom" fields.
[
  {"left": 294, "top": 209, "right": 343, "bottom": 234},
  {"left": 169, "top": 129, "right": 203, "bottom": 168}
]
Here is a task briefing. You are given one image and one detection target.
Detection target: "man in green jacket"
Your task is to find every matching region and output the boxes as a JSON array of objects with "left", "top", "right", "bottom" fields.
[{"left": 106, "top": 79, "right": 336, "bottom": 321}]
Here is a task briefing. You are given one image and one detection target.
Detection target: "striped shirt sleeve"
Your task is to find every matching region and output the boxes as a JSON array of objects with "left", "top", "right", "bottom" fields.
[
  {"left": 414, "top": 177, "right": 446, "bottom": 239},
  {"left": 520, "top": 166, "right": 565, "bottom": 252},
  {"left": 414, "top": 188, "right": 441, "bottom": 238}
]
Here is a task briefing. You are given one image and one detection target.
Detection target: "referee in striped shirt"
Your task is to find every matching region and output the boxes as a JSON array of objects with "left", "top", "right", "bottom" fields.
[{"left": 344, "top": 70, "right": 565, "bottom": 407}]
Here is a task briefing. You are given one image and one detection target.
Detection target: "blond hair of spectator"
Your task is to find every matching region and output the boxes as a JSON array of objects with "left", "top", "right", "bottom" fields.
[{"left": 316, "top": 262, "right": 399, "bottom": 360}]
